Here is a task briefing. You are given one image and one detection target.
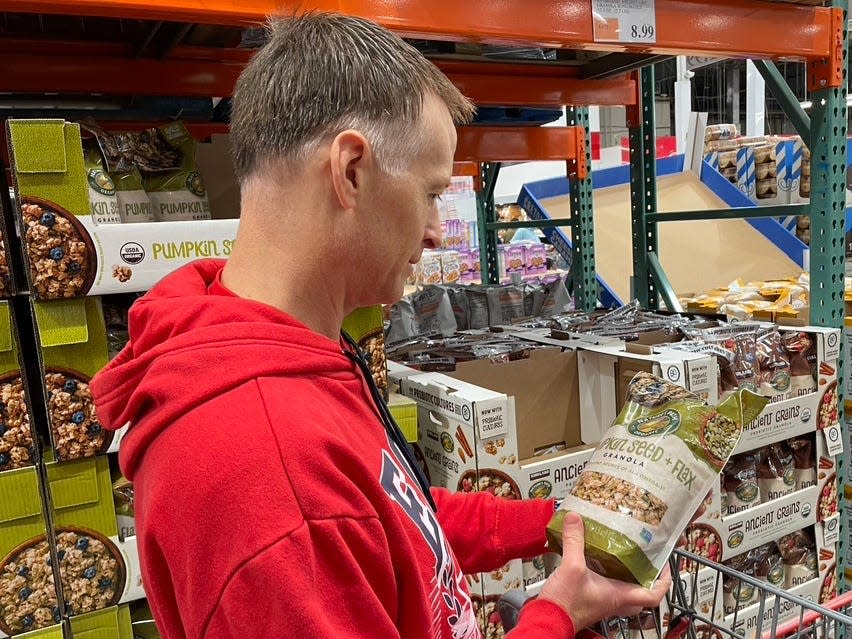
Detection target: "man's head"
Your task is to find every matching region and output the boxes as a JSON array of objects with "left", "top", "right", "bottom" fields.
[
  {"left": 229, "top": 12, "right": 475, "bottom": 308},
  {"left": 230, "top": 12, "right": 474, "bottom": 181}
]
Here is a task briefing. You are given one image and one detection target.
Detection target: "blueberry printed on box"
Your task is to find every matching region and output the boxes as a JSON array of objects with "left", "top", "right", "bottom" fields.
[{"left": 32, "top": 298, "right": 112, "bottom": 461}]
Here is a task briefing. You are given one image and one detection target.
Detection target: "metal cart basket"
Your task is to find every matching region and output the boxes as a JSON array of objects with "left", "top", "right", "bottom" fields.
[{"left": 502, "top": 549, "right": 852, "bottom": 639}]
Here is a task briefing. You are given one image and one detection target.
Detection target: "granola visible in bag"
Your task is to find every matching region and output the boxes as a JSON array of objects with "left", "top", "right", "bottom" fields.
[
  {"left": 777, "top": 530, "right": 818, "bottom": 588},
  {"left": 723, "top": 453, "right": 760, "bottom": 515},
  {"left": 756, "top": 328, "right": 792, "bottom": 402},
  {"left": 784, "top": 332, "right": 817, "bottom": 396},
  {"left": 756, "top": 442, "right": 795, "bottom": 502},
  {"left": 143, "top": 122, "right": 212, "bottom": 222},
  {"left": 702, "top": 327, "right": 760, "bottom": 400},
  {"left": 723, "top": 553, "right": 758, "bottom": 614},
  {"left": 547, "top": 372, "right": 767, "bottom": 587},
  {"left": 752, "top": 542, "right": 785, "bottom": 588},
  {"left": 788, "top": 436, "right": 817, "bottom": 491}
]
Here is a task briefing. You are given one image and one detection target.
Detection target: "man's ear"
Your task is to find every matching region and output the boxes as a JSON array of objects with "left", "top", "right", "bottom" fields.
[{"left": 329, "top": 130, "right": 374, "bottom": 210}]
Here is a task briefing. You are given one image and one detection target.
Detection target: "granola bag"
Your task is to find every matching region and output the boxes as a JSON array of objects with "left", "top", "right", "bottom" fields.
[
  {"left": 757, "top": 442, "right": 795, "bottom": 502},
  {"left": 547, "top": 372, "right": 767, "bottom": 588},
  {"left": 83, "top": 140, "right": 121, "bottom": 225},
  {"left": 143, "top": 122, "right": 212, "bottom": 222},
  {"left": 788, "top": 436, "right": 817, "bottom": 491},
  {"left": 112, "top": 166, "right": 155, "bottom": 224},
  {"left": 723, "top": 452, "right": 760, "bottom": 515}
]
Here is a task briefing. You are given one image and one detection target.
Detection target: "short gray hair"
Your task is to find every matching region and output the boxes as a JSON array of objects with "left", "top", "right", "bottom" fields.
[{"left": 230, "top": 12, "right": 475, "bottom": 181}]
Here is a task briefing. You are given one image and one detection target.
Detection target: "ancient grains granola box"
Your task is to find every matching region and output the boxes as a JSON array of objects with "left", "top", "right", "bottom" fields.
[
  {"left": 31, "top": 298, "right": 118, "bottom": 462},
  {"left": 45, "top": 454, "right": 144, "bottom": 618},
  {"left": 0, "top": 467, "right": 62, "bottom": 637}
]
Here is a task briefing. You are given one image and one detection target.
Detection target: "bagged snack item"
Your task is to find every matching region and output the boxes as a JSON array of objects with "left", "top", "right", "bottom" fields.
[
  {"left": 114, "top": 127, "right": 181, "bottom": 173},
  {"left": 784, "top": 332, "right": 817, "bottom": 396},
  {"left": 752, "top": 542, "right": 785, "bottom": 588},
  {"left": 547, "top": 372, "right": 767, "bottom": 587},
  {"left": 413, "top": 287, "right": 457, "bottom": 337},
  {"left": 83, "top": 140, "right": 121, "bottom": 224},
  {"left": 701, "top": 327, "right": 759, "bottom": 400},
  {"left": 540, "top": 276, "right": 572, "bottom": 317},
  {"left": 143, "top": 122, "right": 212, "bottom": 222},
  {"left": 788, "top": 436, "right": 817, "bottom": 491},
  {"left": 723, "top": 453, "right": 761, "bottom": 515},
  {"left": 386, "top": 298, "right": 417, "bottom": 345},
  {"left": 486, "top": 285, "right": 525, "bottom": 326},
  {"left": 778, "top": 530, "right": 818, "bottom": 589},
  {"left": 445, "top": 286, "right": 469, "bottom": 332},
  {"left": 756, "top": 328, "right": 792, "bottom": 401},
  {"left": 723, "top": 552, "right": 758, "bottom": 614},
  {"left": 757, "top": 443, "right": 795, "bottom": 502},
  {"left": 467, "top": 287, "right": 490, "bottom": 329},
  {"left": 113, "top": 476, "right": 135, "bottom": 540},
  {"left": 113, "top": 166, "right": 155, "bottom": 223},
  {"left": 523, "top": 282, "right": 543, "bottom": 318}
]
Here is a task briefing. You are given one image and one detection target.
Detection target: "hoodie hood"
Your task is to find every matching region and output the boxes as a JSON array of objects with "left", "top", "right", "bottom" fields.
[{"left": 91, "top": 259, "right": 353, "bottom": 480}]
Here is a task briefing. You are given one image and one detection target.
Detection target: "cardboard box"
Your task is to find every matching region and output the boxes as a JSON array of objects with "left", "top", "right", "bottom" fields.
[
  {"left": 68, "top": 604, "right": 133, "bottom": 639},
  {"left": 30, "top": 298, "right": 127, "bottom": 461},
  {"left": 44, "top": 454, "right": 144, "bottom": 617},
  {"left": 0, "top": 302, "right": 38, "bottom": 474},
  {"left": 724, "top": 521, "right": 838, "bottom": 639},
  {"left": 577, "top": 342, "right": 718, "bottom": 445},
  {"left": 684, "top": 430, "right": 837, "bottom": 564},
  {"left": 402, "top": 346, "right": 592, "bottom": 637},
  {"left": 6, "top": 119, "right": 237, "bottom": 299},
  {"left": 0, "top": 467, "right": 62, "bottom": 637},
  {"left": 579, "top": 326, "right": 840, "bottom": 453}
]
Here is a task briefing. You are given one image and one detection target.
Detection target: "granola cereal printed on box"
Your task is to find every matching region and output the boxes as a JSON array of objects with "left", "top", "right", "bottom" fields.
[{"left": 547, "top": 372, "right": 767, "bottom": 588}]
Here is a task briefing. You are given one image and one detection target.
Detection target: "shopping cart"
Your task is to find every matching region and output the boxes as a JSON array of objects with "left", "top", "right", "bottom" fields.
[{"left": 500, "top": 548, "right": 852, "bottom": 639}]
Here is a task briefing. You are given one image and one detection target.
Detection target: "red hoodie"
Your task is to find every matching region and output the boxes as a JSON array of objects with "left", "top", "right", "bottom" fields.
[{"left": 91, "top": 259, "right": 573, "bottom": 639}]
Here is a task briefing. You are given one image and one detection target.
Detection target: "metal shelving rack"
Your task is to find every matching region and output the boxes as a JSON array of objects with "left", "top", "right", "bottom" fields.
[{"left": 1, "top": 0, "right": 848, "bottom": 583}]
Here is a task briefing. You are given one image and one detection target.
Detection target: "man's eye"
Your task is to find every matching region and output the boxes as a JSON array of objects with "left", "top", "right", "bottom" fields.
[{"left": 429, "top": 194, "right": 443, "bottom": 203}]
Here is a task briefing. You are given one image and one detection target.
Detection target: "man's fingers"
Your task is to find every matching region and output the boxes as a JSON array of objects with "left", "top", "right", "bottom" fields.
[{"left": 560, "top": 512, "right": 586, "bottom": 558}]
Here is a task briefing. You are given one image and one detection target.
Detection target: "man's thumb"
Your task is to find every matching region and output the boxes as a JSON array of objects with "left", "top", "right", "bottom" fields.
[{"left": 560, "top": 511, "right": 586, "bottom": 556}]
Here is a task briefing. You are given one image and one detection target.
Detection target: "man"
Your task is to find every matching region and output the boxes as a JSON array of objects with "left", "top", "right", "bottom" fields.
[{"left": 91, "top": 12, "right": 669, "bottom": 638}]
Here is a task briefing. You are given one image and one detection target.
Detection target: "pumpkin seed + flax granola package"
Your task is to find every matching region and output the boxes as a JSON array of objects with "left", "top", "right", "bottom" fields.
[{"left": 546, "top": 372, "right": 768, "bottom": 588}]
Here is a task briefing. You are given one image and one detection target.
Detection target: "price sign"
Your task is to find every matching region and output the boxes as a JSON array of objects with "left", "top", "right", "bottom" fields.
[{"left": 592, "top": 0, "right": 657, "bottom": 44}]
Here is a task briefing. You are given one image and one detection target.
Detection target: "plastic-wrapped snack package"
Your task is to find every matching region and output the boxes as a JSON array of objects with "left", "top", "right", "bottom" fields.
[
  {"left": 444, "top": 286, "right": 470, "bottom": 332},
  {"left": 777, "top": 530, "right": 818, "bottom": 589},
  {"left": 784, "top": 332, "right": 818, "bottom": 397},
  {"left": 539, "top": 276, "right": 572, "bottom": 317},
  {"left": 788, "top": 435, "right": 817, "bottom": 491},
  {"left": 752, "top": 542, "right": 785, "bottom": 588},
  {"left": 547, "top": 372, "right": 767, "bottom": 587},
  {"left": 466, "top": 287, "right": 490, "bottom": 330},
  {"left": 413, "top": 287, "right": 457, "bottom": 337},
  {"left": 723, "top": 452, "right": 761, "bottom": 515},
  {"left": 723, "top": 552, "right": 758, "bottom": 614},
  {"left": 486, "top": 285, "right": 525, "bottom": 326},
  {"left": 756, "top": 327, "right": 792, "bottom": 402},
  {"left": 701, "top": 326, "right": 760, "bottom": 400},
  {"left": 386, "top": 298, "right": 417, "bottom": 345},
  {"left": 756, "top": 442, "right": 795, "bottom": 503},
  {"left": 82, "top": 140, "right": 121, "bottom": 224}
]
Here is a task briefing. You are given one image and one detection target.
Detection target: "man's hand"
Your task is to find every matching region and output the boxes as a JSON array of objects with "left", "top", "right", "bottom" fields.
[{"left": 539, "top": 512, "right": 672, "bottom": 630}]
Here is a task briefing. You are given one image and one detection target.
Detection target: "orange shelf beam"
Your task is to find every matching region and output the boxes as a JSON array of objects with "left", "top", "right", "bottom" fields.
[
  {"left": 0, "top": 48, "right": 635, "bottom": 106},
  {"left": 455, "top": 126, "right": 587, "bottom": 179},
  {"left": 1, "top": 0, "right": 835, "bottom": 61}
]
